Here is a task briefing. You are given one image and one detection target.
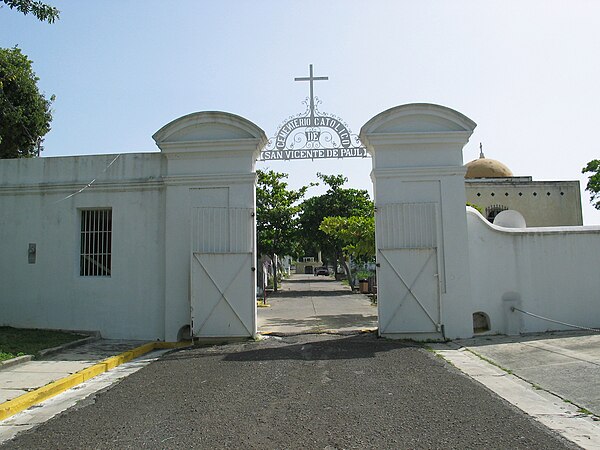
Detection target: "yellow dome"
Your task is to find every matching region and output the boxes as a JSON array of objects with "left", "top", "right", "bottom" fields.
[{"left": 465, "top": 145, "right": 513, "bottom": 178}]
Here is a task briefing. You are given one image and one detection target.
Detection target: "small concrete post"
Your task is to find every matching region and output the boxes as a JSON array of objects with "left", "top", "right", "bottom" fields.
[{"left": 502, "top": 292, "right": 523, "bottom": 336}]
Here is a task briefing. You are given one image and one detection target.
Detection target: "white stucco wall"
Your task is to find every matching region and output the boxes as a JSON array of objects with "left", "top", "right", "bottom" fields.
[
  {"left": 1, "top": 111, "right": 266, "bottom": 341},
  {"left": 467, "top": 207, "right": 600, "bottom": 335},
  {"left": 0, "top": 153, "right": 166, "bottom": 340}
]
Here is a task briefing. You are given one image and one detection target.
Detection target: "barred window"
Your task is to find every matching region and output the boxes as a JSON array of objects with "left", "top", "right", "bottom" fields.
[{"left": 80, "top": 209, "right": 112, "bottom": 276}]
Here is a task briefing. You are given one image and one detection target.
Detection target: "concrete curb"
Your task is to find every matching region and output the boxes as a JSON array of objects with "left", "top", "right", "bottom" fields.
[
  {"left": 37, "top": 335, "right": 101, "bottom": 358},
  {"left": 0, "top": 341, "right": 191, "bottom": 422},
  {"left": 0, "top": 355, "right": 33, "bottom": 371}
]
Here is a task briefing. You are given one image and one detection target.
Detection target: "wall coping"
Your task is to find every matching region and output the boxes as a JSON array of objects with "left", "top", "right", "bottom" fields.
[{"left": 467, "top": 207, "right": 600, "bottom": 235}]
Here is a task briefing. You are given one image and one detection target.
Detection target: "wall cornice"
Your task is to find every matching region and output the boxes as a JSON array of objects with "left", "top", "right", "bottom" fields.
[
  {"left": 159, "top": 138, "right": 264, "bottom": 157},
  {"left": 0, "top": 178, "right": 165, "bottom": 196},
  {"left": 363, "top": 131, "right": 473, "bottom": 150},
  {"left": 372, "top": 166, "right": 467, "bottom": 180},
  {"left": 162, "top": 173, "right": 256, "bottom": 187}
]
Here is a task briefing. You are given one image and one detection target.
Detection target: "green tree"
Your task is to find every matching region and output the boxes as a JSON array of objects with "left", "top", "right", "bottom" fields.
[
  {"left": 1, "top": 0, "right": 59, "bottom": 23},
  {"left": 582, "top": 160, "right": 600, "bottom": 210},
  {"left": 319, "top": 216, "right": 375, "bottom": 262},
  {"left": 298, "top": 173, "right": 374, "bottom": 288},
  {"left": 256, "top": 169, "right": 312, "bottom": 291},
  {"left": 0, "top": 46, "right": 54, "bottom": 159}
]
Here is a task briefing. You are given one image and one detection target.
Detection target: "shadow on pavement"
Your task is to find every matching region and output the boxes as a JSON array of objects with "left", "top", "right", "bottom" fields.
[
  {"left": 260, "top": 314, "right": 377, "bottom": 329},
  {"left": 227, "top": 334, "right": 419, "bottom": 362},
  {"left": 282, "top": 277, "right": 338, "bottom": 284},
  {"left": 269, "top": 289, "right": 354, "bottom": 298},
  {"left": 162, "top": 334, "right": 419, "bottom": 363},
  {"left": 42, "top": 340, "right": 147, "bottom": 362}
]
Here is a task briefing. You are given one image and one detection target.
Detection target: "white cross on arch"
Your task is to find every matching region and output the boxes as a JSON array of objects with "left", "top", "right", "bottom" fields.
[{"left": 294, "top": 64, "right": 328, "bottom": 122}]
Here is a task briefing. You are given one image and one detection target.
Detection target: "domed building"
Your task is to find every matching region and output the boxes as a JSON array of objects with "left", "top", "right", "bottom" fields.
[
  {"left": 464, "top": 144, "right": 582, "bottom": 226},
  {"left": 465, "top": 152, "right": 513, "bottom": 179}
]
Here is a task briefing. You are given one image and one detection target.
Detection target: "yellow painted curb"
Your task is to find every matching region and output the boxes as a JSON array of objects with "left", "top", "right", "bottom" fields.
[{"left": 0, "top": 340, "right": 191, "bottom": 421}]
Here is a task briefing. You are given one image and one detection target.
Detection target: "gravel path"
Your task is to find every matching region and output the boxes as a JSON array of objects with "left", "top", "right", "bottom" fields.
[{"left": 2, "top": 333, "right": 576, "bottom": 449}]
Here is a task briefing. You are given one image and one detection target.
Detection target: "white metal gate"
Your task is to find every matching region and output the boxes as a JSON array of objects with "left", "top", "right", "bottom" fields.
[
  {"left": 190, "top": 207, "right": 255, "bottom": 338},
  {"left": 378, "top": 248, "right": 441, "bottom": 334},
  {"left": 376, "top": 203, "right": 442, "bottom": 336}
]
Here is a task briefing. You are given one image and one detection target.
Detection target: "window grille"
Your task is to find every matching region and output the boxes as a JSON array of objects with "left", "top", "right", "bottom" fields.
[
  {"left": 80, "top": 209, "right": 112, "bottom": 276},
  {"left": 485, "top": 204, "right": 508, "bottom": 223}
]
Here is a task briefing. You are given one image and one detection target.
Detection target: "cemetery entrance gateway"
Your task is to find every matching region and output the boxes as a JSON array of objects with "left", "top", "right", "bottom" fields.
[
  {"left": 253, "top": 65, "right": 475, "bottom": 340},
  {"left": 154, "top": 65, "right": 476, "bottom": 341}
]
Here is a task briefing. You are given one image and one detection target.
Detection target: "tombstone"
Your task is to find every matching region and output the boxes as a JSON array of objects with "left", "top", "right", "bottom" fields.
[
  {"left": 360, "top": 104, "right": 476, "bottom": 340},
  {"left": 153, "top": 111, "right": 266, "bottom": 341}
]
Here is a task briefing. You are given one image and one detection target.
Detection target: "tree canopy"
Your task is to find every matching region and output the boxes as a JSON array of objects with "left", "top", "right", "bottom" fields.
[
  {"left": 319, "top": 215, "right": 375, "bottom": 262},
  {"left": 1, "top": 0, "right": 59, "bottom": 23},
  {"left": 0, "top": 46, "right": 54, "bottom": 159},
  {"left": 582, "top": 159, "right": 600, "bottom": 210},
  {"left": 256, "top": 169, "right": 312, "bottom": 291}
]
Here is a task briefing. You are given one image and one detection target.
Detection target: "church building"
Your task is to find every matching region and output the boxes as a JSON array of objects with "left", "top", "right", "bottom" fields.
[{"left": 464, "top": 146, "right": 582, "bottom": 227}]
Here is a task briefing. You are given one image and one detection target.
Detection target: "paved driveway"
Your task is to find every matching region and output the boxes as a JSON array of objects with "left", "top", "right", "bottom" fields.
[
  {"left": 0, "top": 333, "right": 574, "bottom": 449},
  {"left": 258, "top": 274, "right": 377, "bottom": 334}
]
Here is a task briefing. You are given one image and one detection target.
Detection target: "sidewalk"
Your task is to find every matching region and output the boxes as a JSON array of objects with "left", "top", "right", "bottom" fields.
[{"left": 454, "top": 331, "right": 600, "bottom": 416}]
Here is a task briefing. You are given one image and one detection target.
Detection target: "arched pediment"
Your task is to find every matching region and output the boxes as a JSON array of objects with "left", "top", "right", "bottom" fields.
[
  {"left": 360, "top": 103, "right": 476, "bottom": 137},
  {"left": 153, "top": 111, "right": 266, "bottom": 146}
]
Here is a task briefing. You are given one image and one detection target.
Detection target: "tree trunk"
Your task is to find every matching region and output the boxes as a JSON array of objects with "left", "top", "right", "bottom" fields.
[
  {"left": 340, "top": 257, "right": 353, "bottom": 290},
  {"left": 271, "top": 254, "right": 278, "bottom": 292},
  {"left": 333, "top": 255, "right": 339, "bottom": 279}
]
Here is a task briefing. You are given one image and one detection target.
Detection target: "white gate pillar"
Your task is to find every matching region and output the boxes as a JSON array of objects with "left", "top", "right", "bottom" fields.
[
  {"left": 153, "top": 112, "right": 266, "bottom": 341},
  {"left": 360, "top": 104, "right": 476, "bottom": 340}
]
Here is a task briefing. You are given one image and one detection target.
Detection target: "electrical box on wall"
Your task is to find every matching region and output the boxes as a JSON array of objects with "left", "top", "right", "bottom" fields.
[{"left": 28, "top": 243, "right": 36, "bottom": 264}]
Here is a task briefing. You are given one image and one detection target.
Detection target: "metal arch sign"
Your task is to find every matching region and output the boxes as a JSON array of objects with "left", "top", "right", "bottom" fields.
[{"left": 260, "top": 65, "right": 369, "bottom": 161}]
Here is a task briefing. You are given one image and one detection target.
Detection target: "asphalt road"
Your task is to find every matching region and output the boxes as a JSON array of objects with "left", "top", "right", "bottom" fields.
[{"left": 2, "top": 333, "right": 575, "bottom": 449}]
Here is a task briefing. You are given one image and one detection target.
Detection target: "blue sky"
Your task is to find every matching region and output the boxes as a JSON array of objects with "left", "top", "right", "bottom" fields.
[{"left": 2, "top": 1, "right": 600, "bottom": 223}]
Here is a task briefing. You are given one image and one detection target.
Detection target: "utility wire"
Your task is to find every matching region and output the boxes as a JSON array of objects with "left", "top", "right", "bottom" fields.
[
  {"left": 511, "top": 306, "right": 600, "bottom": 333},
  {"left": 53, "top": 154, "right": 121, "bottom": 203}
]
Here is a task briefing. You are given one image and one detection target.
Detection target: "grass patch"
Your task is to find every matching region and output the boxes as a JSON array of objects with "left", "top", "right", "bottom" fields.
[{"left": 0, "top": 326, "right": 86, "bottom": 362}]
